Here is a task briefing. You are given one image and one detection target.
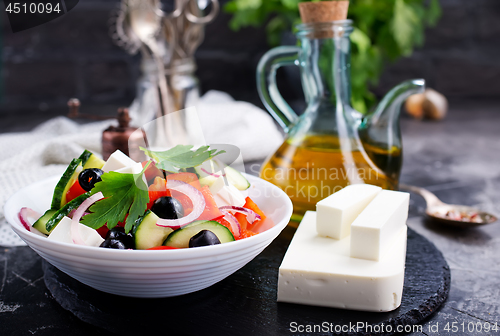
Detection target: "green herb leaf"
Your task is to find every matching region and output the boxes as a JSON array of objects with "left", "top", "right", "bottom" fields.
[
  {"left": 391, "top": 0, "right": 420, "bottom": 56},
  {"left": 81, "top": 169, "right": 149, "bottom": 234},
  {"left": 140, "top": 145, "right": 225, "bottom": 173},
  {"left": 281, "top": 0, "right": 299, "bottom": 10},
  {"left": 426, "top": 0, "right": 442, "bottom": 27},
  {"left": 236, "top": 0, "right": 262, "bottom": 11}
]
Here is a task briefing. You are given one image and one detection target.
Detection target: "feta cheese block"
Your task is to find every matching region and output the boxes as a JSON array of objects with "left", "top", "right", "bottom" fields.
[
  {"left": 101, "top": 150, "right": 137, "bottom": 172},
  {"left": 350, "top": 190, "right": 409, "bottom": 261},
  {"left": 209, "top": 176, "right": 246, "bottom": 207},
  {"left": 316, "top": 184, "right": 382, "bottom": 239},
  {"left": 47, "top": 216, "right": 104, "bottom": 247},
  {"left": 278, "top": 211, "right": 407, "bottom": 312}
]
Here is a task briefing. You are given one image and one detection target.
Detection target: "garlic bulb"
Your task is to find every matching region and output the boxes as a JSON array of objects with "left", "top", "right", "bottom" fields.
[{"left": 405, "top": 89, "right": 448, "bottom": 120}]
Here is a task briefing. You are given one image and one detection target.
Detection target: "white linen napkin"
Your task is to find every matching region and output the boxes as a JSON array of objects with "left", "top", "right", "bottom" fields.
[{"left": 0, "top": 91, "right": 283, "bottom": 246}]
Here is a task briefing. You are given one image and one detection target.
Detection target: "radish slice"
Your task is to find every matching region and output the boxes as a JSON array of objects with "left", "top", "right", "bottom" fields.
[
  {"left": 18, "top": 207, "right": 42, "bottom": 231},
  {"left": 71, "top": 192, "right": 104, "bottom": 245},
  {"left": 218, "top": 206, "right": 261, "bottom": 225},
  {"left": 221, "top": 210, "right": 241, "bottom": 238},
  {"left": 156, "top": 180, "right": 205, "bottom": 229},
  {"left": 201, "top": 167, "right": 226, "bottom": 178}
]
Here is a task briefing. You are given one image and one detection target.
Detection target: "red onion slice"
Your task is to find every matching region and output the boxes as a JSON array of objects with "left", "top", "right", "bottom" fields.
[
  {"left": 218, "top": 206, "right": 261, "bottom": 225},
  {"left": 18, "top": 207, "right": 42, "bottom": 231},
  {"left": 221, "top": 210, "right": 241, "bottom": 238},
  {"left": 156, "top": 180, "right": 205, "bottom": 229},
  {"left": 71, "top": 192, "right": 104, "bottom": 245},
  {"left": 200, "top": 167, "right": 226, "bottom": 178},
  {"left": 68, "top": 209, "right": 90, "bottom": 219}
]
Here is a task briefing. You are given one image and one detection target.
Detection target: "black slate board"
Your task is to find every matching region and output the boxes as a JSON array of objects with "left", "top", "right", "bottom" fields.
[{"left": 43, "top": 227, "right": 450, "bottom": 336}]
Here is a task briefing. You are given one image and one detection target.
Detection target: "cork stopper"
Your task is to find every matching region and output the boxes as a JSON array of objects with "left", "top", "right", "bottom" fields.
[{"left": 299, "top": 1, "right": 349, "bottom": 23}]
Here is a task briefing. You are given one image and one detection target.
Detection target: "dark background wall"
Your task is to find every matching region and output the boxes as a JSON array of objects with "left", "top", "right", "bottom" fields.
[{"left": 1, "top": 0, "right": 499, "bottom": 117}]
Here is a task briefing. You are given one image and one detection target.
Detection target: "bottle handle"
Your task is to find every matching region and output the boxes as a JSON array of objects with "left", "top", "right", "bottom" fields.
[{"left": 257, "top": 46, "right": 300, "bottom": 133}]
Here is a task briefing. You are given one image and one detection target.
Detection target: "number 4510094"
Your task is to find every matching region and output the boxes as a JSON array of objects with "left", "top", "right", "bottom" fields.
[
  {"left": 6, "top": 2, "right": 61, "bottom": 14},
  {"left": 444, "top": 322, "right": 499, "bottom": 333}
]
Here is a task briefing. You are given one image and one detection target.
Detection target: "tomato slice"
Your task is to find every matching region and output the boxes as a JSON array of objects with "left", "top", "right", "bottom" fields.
[
  {"left": 147, "top": 246, "right": 180, "bottom": 250},
  {"left": 242, "top": 197, "right": 267, "bottom": 221},
  {"left": 66, "top": 180, "right": 87, "bottom": 203},
  {"left": 239, "top": 230, "right": 258, "bottom": 239},
  {"left": 96, "top": 226, "right": 109, "bottom": 239},
  {"left": 215, "top": 217, "right": 237, "bottom": 238},
  {"left": 141, "top": 161, "right": 164, "bottom": 183},
  {"left": 196, "top": 186, "right": 223, "bottom": 221},
  {"left": 166, "top": 173, "right": 202, "bottom": 217},
  {"left": 233, "top": 197, "right": 267, "bottom": 231},
  {"left": 235, "top": 213, "right": 247, "bottom": 231},
  {"left": 215, "top": 218, "right": 258, "bottom": 240},
  {"left": 167, "top": 172, "right": 202, "bottom": 190},
  {"left": 171, "top": 190, "right": 193, "bottom": 215},
  {"left": 168, "top": 185, "right": 221, "bottom": 221},
  {"left": 147, "top": 177, "right": 170, "bottom": 209}
]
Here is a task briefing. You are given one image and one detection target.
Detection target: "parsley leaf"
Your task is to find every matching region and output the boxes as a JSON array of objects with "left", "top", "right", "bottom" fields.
[
  {"left": 391, "top": 0, "right": 421, "bottom": 56},
  {"left": 140, "top": 145, "right": 225, "bottom": 173},
  {"left": 81, "top": 168, "right": 149, "bottom": 234}
]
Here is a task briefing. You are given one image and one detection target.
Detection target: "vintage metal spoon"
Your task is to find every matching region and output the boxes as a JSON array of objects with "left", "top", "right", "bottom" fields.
[{"left": 400, "top": 183, "right": 498, "bottom": 228}]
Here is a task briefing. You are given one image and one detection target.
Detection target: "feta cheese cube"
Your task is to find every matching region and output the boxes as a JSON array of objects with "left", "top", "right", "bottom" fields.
[
  {"left": 114, "top": 162, "right": 148, "bottom": 186},
  {"left": 101, "top": 150, "right": 137, "bottom": 172},
  {"left": 350, "top": 190, "right": 409, "bottom": 261},
  {"left": 47, "top": 216, "right": 104, "bottom": 247},
  {"left": 316, "top": 184, "right": 381, "bottom": 239},
  {"left": 278, "top": 211, "right": 407, "bottom": 312},
  {"left": 209, "top": 176, "right": 245, "bottom": 207},
  {"left": 115, "top": 162, "right": 143, "bottom": 174},
  {"left": 217, "top": 184, "right": 245, "bottom": 207},
  {"left": 208, "top": 176, "right": 226, "bottom": 195}
]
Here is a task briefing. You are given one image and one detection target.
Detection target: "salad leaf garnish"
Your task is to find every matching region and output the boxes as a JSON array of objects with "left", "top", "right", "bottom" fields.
[
  {"left": 140, "top": 145, "right": 225, "bottom": 173},
  {"left": 81, "top": 165, "right": 149, "bottom": 233}
]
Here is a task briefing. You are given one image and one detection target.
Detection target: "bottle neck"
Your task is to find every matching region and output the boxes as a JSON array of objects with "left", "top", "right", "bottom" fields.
[{"left": 299, "top": 34, "right": 351, "bottom": 108}]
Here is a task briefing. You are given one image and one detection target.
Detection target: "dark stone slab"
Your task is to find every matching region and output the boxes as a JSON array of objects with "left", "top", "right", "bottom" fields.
[
  {"left": 43, "top": 227, "right": 450, "bottom": 336},
  {"left": 0, "top": 246, "right": 112, "bottom": 336}
]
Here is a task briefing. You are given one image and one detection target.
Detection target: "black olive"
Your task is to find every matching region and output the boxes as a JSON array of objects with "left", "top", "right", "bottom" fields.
[
  {"left": 100, "top": 227, "right": 135, "bottom": 249},
  {"left": 151, "top": 196, "right": 184, "bottom": 219},
  {"left": 105, "top": 227, "right": 125, "bottom": 240},
  {"left": 99, "top": 239, "right": 111, "bottom": 248},
  {"left": 107, "top": 239, "right": 126, "bottom": 249},
  {"left": 78, "top": 168, "right": 104, "bottom": 191},
  {"left": 189, "top": 230, "right": 221, "bottom": 248}
]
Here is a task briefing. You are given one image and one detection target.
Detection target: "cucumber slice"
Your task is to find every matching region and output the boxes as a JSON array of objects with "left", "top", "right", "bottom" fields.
[
  {"left": 133, "top": 210, "right": 174, "bottom": 250},
  {"left": 225, "top": 166, "right": 250, "bottom": 190},
  {"left": 163, "top": 220, "right": 234, "bottom": 248},
  {"left": 51, "top": 159, "right": 83, "bottom": 209},
  {"left": 194, "top": 160, "right": 221, "bottom": 187},
  {"left": 32, "top": 209, "right": 57, "bottom": 235},
  {"left": 79, "top": 150, "right": 105, "bottom": 170},
  {"left": 194, "top": 160, "right": 250, "bottom": 191},
  {"left": 78, "top": 150, "right": 93, "bottom": 165},
  {"left": 46, "top": 192, "right": 90, "bottom": 233}
]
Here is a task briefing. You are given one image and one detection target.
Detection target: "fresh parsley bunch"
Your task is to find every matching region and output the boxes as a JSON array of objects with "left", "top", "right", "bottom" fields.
[{"left": 224, "top": 0, "right": 441, "bottom": 113}]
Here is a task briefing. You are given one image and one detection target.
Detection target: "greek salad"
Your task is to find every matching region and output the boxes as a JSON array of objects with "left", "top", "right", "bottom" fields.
[{"left": 18, "top": 146, "right": 271, "bottom": 250}]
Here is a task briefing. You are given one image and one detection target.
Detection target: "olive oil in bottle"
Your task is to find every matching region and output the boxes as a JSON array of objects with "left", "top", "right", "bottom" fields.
[{"left": 260, "top": 135, "right": 401, "bottom": 222}]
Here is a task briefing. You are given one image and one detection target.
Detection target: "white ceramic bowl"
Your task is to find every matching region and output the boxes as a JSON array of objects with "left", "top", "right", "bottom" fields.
[{"left": 4, "top": 174, "right": 292, "bottom": 298}]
